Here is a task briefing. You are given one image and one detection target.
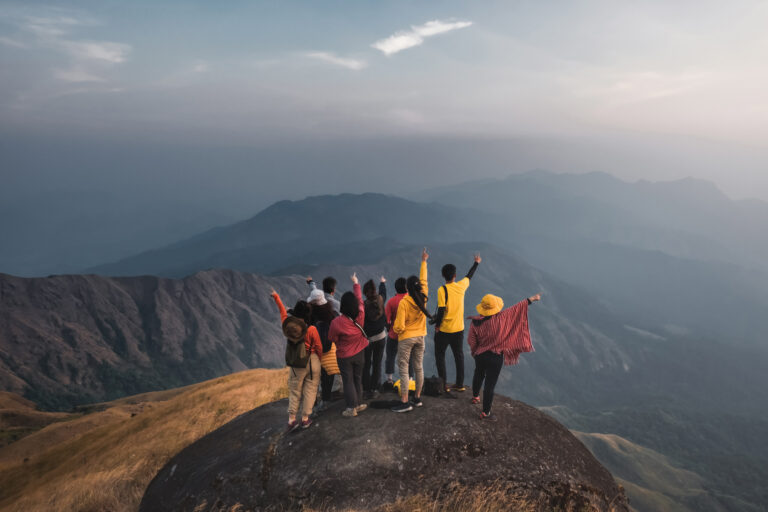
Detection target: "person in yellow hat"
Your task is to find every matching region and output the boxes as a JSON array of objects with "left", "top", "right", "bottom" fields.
[{"left": 467, "top": 292, "right": 541, "bottom": 421}]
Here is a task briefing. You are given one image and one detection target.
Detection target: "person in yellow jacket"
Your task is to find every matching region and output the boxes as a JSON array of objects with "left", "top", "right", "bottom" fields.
[{"left": 391, "top": 247, "right": 433, "bottom": 413}]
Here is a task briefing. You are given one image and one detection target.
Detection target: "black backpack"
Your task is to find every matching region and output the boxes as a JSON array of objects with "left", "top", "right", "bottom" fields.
[
  {"left": 423, "top": 375, "right": 445, "bottom": 397},
  {"left": 284, "top": 319, "right": 310, "bottom": 368},
  {"left": 315, "top": 320, "right": 332, "bottom": 352}
]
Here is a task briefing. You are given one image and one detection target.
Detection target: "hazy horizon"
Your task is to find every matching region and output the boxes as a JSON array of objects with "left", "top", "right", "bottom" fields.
[{"left": 2, "top": 0, "right": 768, "bottom": 276}]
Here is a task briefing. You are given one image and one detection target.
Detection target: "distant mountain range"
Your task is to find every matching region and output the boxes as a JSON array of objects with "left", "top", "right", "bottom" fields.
[{"left": 3, "top": 171, "right": 768, "bottom": 510}]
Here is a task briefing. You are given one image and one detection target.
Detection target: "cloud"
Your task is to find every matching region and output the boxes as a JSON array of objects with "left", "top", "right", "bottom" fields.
[
  {"left": 54, "top": 67, "right": 106, "bottom": 83},
  {"left": 193, "top": 61, "right": 209, "bottom": 73},
  {"left": 0, "top": 36, "right": 27, "bottom": 48},
  {"left": 60, "top": 40, "right": 130, "bottom": 63},
  {"left": 305, "top": 51, "right": 367, "bottom": 70},
  {"left": 372, "top": 19, "right": 472, "bottom": 56},
  {"left": 9, "top": 11, "right": 131, "bottom": 82}
]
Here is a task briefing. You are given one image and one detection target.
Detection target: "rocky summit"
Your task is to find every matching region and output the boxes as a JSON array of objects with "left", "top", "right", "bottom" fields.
[{"left": 140, "top": 393, "right": 629, "bottom": 511}]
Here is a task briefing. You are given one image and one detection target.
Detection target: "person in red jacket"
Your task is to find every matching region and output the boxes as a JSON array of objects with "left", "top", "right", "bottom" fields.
[
  {"left": 468, "top": 292, "right": 541, "bottom": 421},
  {"left": 270, "top": 290, "right": 323, "bottom": 431},
  {"left": 328, "top": 272, "right": 369, "bottom": 418}
]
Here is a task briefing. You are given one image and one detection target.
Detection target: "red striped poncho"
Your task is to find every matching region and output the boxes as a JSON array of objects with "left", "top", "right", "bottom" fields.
[{"left": 467, "top": 300, "right": 533, "bottom": 365}]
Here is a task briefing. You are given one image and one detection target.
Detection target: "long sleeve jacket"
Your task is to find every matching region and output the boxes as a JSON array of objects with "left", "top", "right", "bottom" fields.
[
  {"left": 393, "top": 260, "right": 428, "bottom": 341},
  {"left": 328, "top": 283, "right": 368, "bottom": 359},
  {"left": 271, "top": 293, "right": 323, "bottom": 358}
]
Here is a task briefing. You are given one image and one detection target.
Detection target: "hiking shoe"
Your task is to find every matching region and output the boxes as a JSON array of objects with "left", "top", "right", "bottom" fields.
[
  {"left": 391, "top": 402, "right": 413, "bottom": 413},
  {"left": 410, "top": 397, "right": 423, "bottom": 408},
  {"left": 342, "top": 407, "right": 358, "bottom": 418},
  {"left": 471, "top": 396, "right": 481, "bottom": 405},
  {"left": 300, "top": 418, "right": 313, "bottom": 429},
  {"left": 480, "top": 411, "right": 497, "bottom": 422},
  {"left": 286, "top": 419, "right": 300, "bottom": 432},
  {"left": 451, "top": 385, "right": 467, "bottom": 392},
  {"left": 356, "top": 404, "right": 368, "bottom": 413}
]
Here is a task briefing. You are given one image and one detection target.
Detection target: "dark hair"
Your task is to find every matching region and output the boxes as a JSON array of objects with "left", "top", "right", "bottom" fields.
[
  {"left": 406, "top": 275, "right": 432, "bottom": 320},
  {"left": 394, "top": 277, "right": 407, "bottom": 294},
  {"left": 322, "top": 277, "right": 337, "bottom": 294},
  {"left": 291, "top": 300, "right": 312, "bottom": 324},
  {"left": 340, "top": 291, "right": 359, "bottom": 319},
  {"left": 362, "top": 279, "right": 376, "bottom": 300},
  {"left": 310, "top": 301, "right": 336, "bottom": 324},
  {"left": 441, "top": 264, "right": 457, "bottom": 282}
]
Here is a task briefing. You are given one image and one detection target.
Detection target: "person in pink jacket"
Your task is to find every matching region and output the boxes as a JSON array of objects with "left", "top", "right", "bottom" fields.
[
  {"left": 328, "top": 273, "right": 369, "bottom": 418},
  {"left": 468, "top": 292, "right": 541, "bottom": 421}
]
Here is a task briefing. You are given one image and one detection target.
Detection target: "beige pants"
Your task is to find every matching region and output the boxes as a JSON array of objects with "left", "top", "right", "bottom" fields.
[
  {"left": 397, "top": 336, "right": 425, "bottom": 400},
  {"left": 287, "top": 353, "right": 321, "bottom": 418}
]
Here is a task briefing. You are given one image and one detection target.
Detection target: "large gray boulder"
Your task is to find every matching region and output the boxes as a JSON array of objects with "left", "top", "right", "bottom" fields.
[{"left": 140, "top": 394, "right": 629, "bottom": 511}]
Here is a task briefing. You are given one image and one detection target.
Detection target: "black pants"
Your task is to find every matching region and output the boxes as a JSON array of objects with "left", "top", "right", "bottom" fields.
[
  {"left": 385, "top": 337, "right": 414, "bottom": 378},
  {"left": 338, "top": 350, "right": 365, "bottom": 409},
  {"left": 472, "top": 351, "right": 503, "bottom": 414},
  {"left": 435, "top": 330, "right": 465, "bottom": 388},
  {"left": 385, "top": 336, "right": 398, "bottom": 375},
  {"left": 363, "top": 338, "right": 385, "bottom": 392},
  {"left": 320, "top": 368, "right": 334, "bottom": 402}
]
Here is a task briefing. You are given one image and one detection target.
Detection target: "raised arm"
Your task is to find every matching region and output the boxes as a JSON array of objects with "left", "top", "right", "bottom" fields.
[
  {"left": 352, "top": 273, "right": 365, "bottom": 325},
  {"left": 378, "top": 277, "right": 387, "bottom": 302},
  {"left": 527, "top": 293, "right": 541, "bottom": 305},
  {"left": 465, "top": 253, "right": 481, "bottom": 280},
  {"left": 307, "top": 276, "right": 317, "bottom": 291},
  {"left": 270, "top": 289, "right": 288, "bottom": 322},
  {"left": 420, "top": 248, "right": 429, "bottom": 297}
]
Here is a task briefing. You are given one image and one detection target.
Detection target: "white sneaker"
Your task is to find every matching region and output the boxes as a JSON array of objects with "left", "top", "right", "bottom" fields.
[
  {"left": 356, "top": 404, "right": 368, "bottom": 413},
  {"left": 342, "top": 407, "right": 357, "bottom": 417}
]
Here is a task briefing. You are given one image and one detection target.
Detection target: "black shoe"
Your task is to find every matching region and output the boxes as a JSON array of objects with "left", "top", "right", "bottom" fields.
[
  {"left": 410, "top": 397, "right": 423, "bottom": 407},
  {"left": 391, "top": 402, "right": 413, "bottom": 413}
]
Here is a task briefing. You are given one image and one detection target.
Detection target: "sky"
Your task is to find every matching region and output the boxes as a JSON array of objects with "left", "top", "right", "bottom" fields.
[{"left": 1, "top": 0, "right": 768, "bottom": 274}]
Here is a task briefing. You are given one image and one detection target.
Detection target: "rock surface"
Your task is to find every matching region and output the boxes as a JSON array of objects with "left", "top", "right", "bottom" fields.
[{"left": 140, "top": 394, "right": 629, "bottom": 511}]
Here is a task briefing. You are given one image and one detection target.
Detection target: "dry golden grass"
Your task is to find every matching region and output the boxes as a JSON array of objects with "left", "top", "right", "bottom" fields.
[{"left": 0, "top": 368, "right": 288, "bottom": 512}]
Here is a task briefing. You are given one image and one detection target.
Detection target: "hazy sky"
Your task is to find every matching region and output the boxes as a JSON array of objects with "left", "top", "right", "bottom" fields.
[{"left": 2, "top": 0, "right": 768, "bottom": 275}]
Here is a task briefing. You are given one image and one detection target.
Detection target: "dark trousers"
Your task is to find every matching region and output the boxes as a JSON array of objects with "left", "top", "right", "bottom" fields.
[
  {"left": 385, "top": 336, "right": 398, "bottom": 374},
  {"left": 435, "top": 330, "right": 465, "bottom": 387},
  {"left": 320, "top": 368, "right": 334, "bottom": 402},
  {"left": 472, "top": 351, "right": 503, "bottom": 414},
  {"left": 385, "top": 336, "right": 414, "bottom": 378},
  {"left": 338, "top": 350, "right": 365, "bottom": 409},
  {"left": 363, "top": 338, "right": 385, "bottom": 392}
]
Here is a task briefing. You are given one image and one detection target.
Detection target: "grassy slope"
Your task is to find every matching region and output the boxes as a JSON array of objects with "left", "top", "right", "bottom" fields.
[
  {"left": 0, "top": 368, "right": 288, "bottom": 512},
  {"left": 573, "top": 432, "right": 710, "bottom": 512}
]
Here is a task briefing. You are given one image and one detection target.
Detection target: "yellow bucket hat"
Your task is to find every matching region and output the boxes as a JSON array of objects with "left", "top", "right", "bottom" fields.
[{"left": 476, "top": 294, "right": 504, "bottom": 316}]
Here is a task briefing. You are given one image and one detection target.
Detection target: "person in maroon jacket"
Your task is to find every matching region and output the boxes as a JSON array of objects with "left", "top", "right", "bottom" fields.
[
  {"left": 328, "top": 272, "right": 369, "bottom": 418},
  {"left": 468, "top": 292, "right": 541, "bottom": 421}
]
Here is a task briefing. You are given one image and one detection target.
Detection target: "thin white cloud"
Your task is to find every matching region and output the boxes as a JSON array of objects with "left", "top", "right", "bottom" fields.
[
  {"left": 10, "top": 11, "right": 131, "bottom": 82},
  {"left": 372, "top": 19, "right": 472, "bottom": 56},
  {"left": 0, "top": 36, "right": 27, "bottom": 48},
  {"left": 60, "top": 40, "right": 130, "bottom": 63},
  {"left": 54, "top": 67, "right": 105, "bottom": 83},
  {"left": 305, "top": 51, "right": 367, "bottom": 70}
]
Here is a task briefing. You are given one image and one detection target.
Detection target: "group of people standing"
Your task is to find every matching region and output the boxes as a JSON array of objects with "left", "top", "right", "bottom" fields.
[{"left": 270, "top": 248, "right": 540, "bottom": 431}]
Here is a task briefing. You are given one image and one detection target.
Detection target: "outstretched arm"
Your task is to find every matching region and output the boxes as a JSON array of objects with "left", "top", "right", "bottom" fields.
[
  {"left": 379, "top": 277, "right": 387, "bottom": 302},
  {"left": 307, "top": 276, "right": 317, "bottom": 291},
  {"left": 527, "top": 293, "right": 541, "bottom": 305},
  {"left": 465, "top": 253, "right": 481, "bottom": 280},
  {"left": 420, "top": 248, "right": 429, "bottom": 296},
  {"left": 270, "top": 289, "right": 288, "bottom": 322}
]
